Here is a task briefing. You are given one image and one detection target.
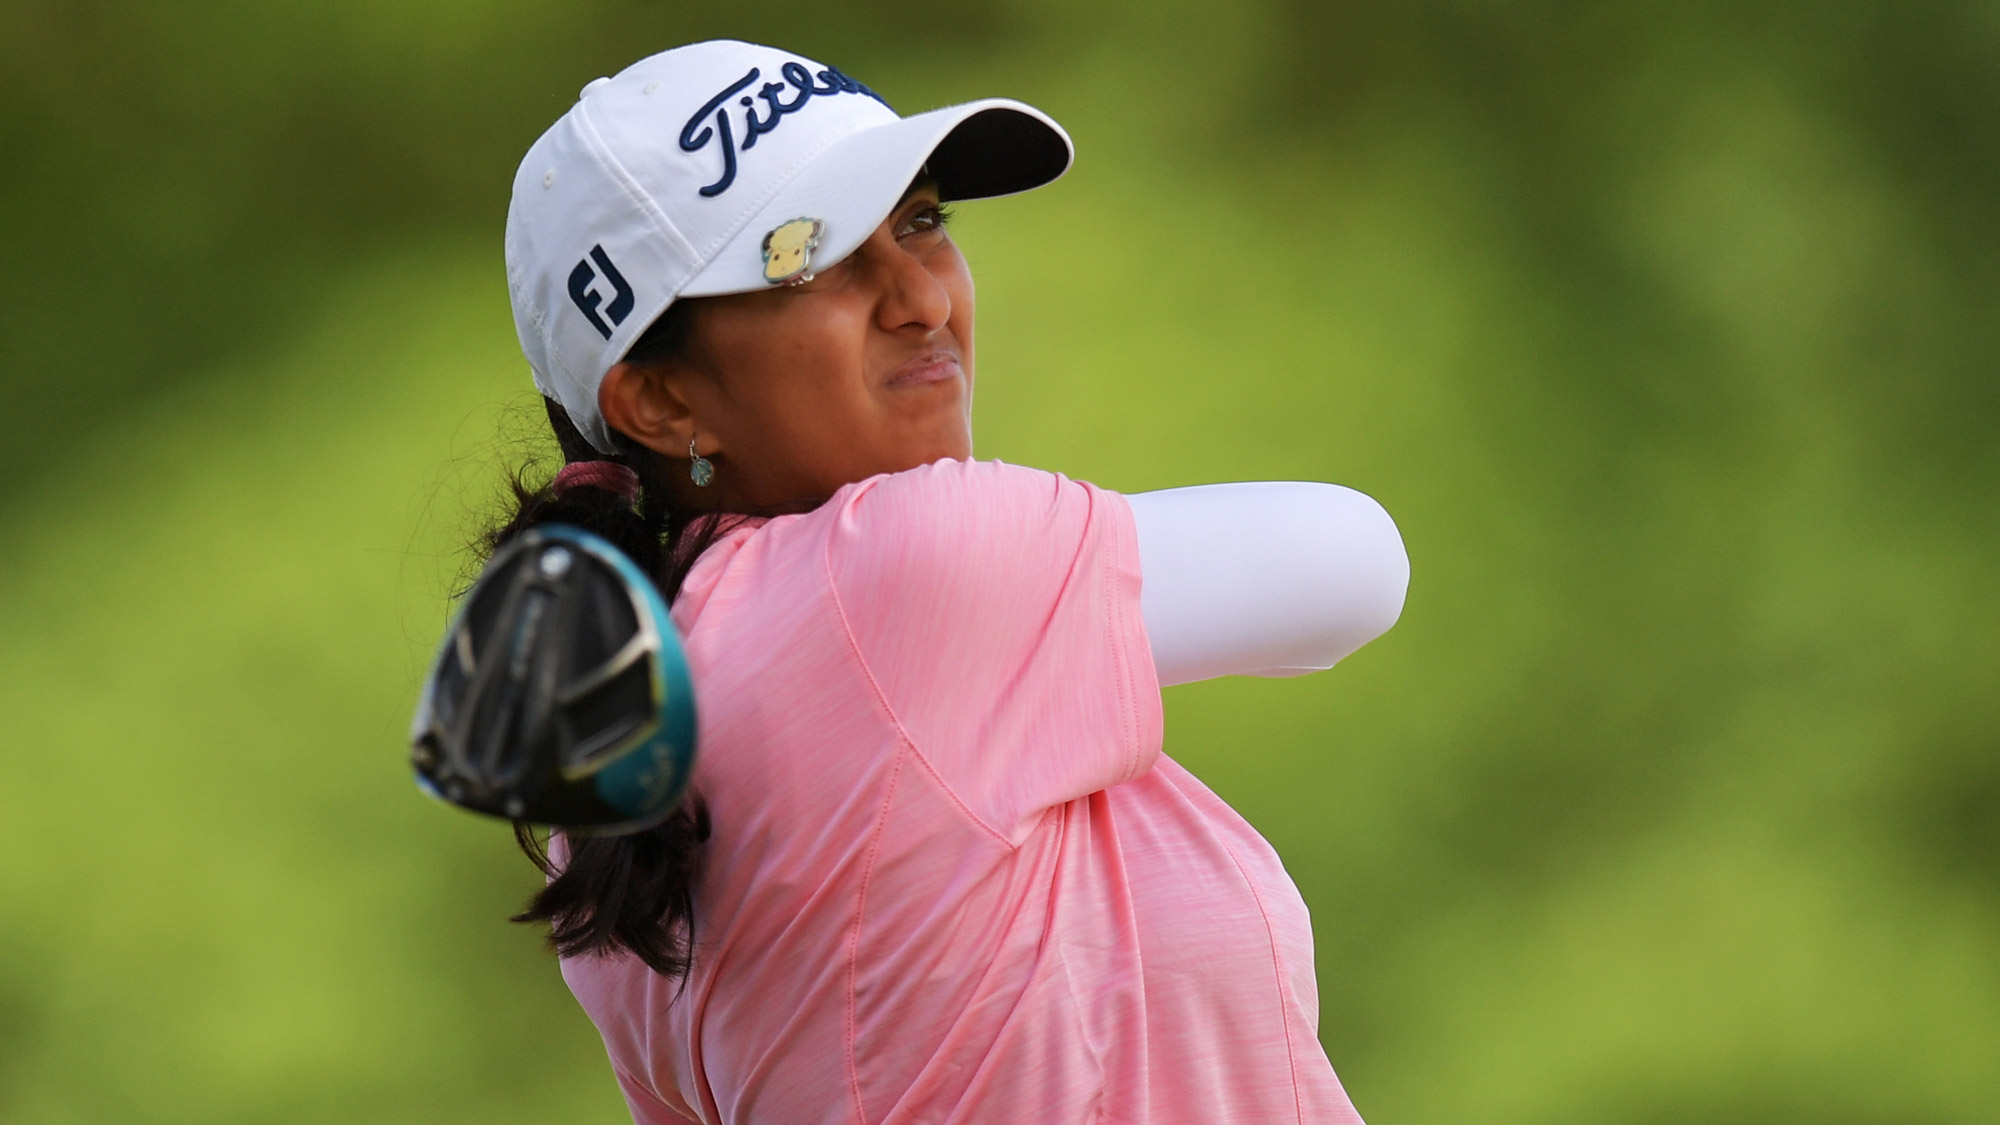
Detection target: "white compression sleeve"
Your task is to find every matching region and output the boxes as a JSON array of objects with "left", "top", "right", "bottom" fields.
[{"left": 1125, "top": 482, "right": 1409, "bottom": 687}]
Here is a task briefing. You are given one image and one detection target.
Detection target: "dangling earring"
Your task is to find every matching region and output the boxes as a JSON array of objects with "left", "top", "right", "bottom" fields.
[{"left": 688, "top": 437, "right": 715, "bottom": 488}]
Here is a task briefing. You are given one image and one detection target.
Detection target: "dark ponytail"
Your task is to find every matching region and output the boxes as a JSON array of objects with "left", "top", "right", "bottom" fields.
[{"left": 479, "top": 300, "right": 729, "bottom": 979}]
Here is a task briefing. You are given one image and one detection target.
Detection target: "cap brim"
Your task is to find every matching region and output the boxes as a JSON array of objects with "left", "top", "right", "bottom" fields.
[{"left": 679, "top": 98, "right": 1072, "bottom": 298}]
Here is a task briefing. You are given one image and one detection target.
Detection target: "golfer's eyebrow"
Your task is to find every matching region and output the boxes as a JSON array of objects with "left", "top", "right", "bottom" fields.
[{"left": 897, "top": 171, "right": 940, "bottom": 206}]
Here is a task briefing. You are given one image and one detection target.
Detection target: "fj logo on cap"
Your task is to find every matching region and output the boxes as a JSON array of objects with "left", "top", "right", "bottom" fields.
[
  {"left": 568, "top": 244, "right": 634, "bottom": 339},
  {"left": 680, "top": 63, "right": 889, "bottom": 198},
  {"left": 762, "top": 218, "right": 824, "bottom": 285}
]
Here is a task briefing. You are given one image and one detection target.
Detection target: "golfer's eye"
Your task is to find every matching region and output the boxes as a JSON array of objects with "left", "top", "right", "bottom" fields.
[{"left": 898, "top": 202, "right": 952, "bottom": 239}]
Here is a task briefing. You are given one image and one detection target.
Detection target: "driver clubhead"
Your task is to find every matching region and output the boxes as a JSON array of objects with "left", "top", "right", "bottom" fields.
[{"left": 410, "top": 524, "right": 696, "bottom": 834}]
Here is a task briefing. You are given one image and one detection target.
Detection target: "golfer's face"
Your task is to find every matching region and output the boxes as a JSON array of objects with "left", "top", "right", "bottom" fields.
[{"left": 655, "top": 182, "right": 975, "bottom": 508}]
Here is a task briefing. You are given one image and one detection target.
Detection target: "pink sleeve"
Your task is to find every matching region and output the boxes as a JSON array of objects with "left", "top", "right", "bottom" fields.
[{"left": 825, "top": 459, "right": 1163, "bottom": 845}]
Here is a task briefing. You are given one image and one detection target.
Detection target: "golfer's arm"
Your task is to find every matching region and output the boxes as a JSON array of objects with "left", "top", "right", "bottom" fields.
[{"left": 1125, "top": 482, "right": 1409, "bottom": 687}]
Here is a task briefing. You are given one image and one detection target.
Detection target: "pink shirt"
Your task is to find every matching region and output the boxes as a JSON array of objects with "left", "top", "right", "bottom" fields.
[{"left": 559, "top": 459, "right": 1364, "bottom": 1124}]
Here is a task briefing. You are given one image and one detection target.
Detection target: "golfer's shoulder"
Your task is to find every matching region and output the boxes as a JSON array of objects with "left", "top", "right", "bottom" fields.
[
  {"left": 825, "top": 458, "right": 1114, "bottom": 605},
  {"left": 842, "top": 456, "right": 1067, "bottom": 514}
]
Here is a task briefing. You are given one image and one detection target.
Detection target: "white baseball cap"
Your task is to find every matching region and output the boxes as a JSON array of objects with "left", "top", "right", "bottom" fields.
[{"left": 504, "top": 39, "right": 1074, "bottom": 453}]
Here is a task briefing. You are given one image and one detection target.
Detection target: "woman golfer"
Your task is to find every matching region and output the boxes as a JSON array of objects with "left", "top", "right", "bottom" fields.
[{"left": 486, "top": 38, "right": 1407, "bottom": 1124}]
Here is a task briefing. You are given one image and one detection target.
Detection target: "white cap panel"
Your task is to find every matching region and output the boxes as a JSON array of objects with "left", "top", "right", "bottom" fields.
[{"left": 503, "top": 40, "right": 1074, "bottom": 453}]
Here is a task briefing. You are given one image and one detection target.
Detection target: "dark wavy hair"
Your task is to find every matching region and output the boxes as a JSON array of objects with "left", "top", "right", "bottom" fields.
[{"left": 482, "top": 299, "right": 732, "bottom": 979}]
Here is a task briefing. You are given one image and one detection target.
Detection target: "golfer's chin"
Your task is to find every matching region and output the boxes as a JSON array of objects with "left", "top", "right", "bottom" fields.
[
  {"left": 862, "top": 393, "right": 972, "bottom": 472},
  {"left": 894, "top": 417, "right": 975, "bottom": 473}
]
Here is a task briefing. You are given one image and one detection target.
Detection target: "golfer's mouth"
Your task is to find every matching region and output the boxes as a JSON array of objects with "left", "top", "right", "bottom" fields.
[{"left": 886, "top": 351, "right": 962, "bottom": 388}]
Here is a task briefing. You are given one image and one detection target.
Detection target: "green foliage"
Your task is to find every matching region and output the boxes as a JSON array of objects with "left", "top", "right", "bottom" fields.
[{"left": 2, "top": 2, "right": 1996, "bottom": 1122}]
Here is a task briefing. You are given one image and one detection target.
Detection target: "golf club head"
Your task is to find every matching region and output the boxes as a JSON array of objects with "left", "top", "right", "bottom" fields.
[{"left": 410, "top": 524, "right": 696, "bottom": 834}]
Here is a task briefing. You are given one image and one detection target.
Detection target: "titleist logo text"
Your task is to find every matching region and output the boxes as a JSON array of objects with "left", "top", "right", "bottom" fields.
[{"left": 679, "top": 63, "right": 889, "bottom": 198}]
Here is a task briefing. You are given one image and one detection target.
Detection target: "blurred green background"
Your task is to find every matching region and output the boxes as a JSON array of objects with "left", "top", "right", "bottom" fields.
[{"left": 4, "top": 1, "right": 1996, "bottom": 1121}]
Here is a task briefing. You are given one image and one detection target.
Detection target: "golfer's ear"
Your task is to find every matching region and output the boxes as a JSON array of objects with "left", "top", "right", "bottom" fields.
[{"left": 598, "top": 361, "right": 696, "bottom": 457}]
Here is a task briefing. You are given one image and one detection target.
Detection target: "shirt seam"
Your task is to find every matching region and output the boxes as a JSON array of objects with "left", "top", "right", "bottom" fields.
[
  {"left": 1103, "top": 488, "right": 1144, "bottom": 782},
  {"left": 841, "top": 741, "right": 906, "bottom": 1125},
  {"left": 1215, "top": 833, "right": 1308, "bottom": 1124},
  {"left": 818, "top": 506, "right": 1016, "bottom": 850}
]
